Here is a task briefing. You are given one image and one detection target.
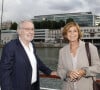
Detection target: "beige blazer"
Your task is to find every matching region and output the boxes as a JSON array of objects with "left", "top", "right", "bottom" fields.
[{"left": 57, "top": 40, "right": 100, "bottom": 90}]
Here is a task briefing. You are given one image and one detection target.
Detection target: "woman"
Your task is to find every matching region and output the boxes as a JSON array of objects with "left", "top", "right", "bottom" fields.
[{"left": 57, "top": 22, "right": 100, "bottom": 90}]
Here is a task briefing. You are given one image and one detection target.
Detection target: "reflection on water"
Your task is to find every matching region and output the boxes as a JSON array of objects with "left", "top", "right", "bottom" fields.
[
  {"left": 0, "top": 47, "right": 100, "bottom": 71},
  {"left": 0, "top": 47, "right": 100, "bottom": 70},
  {"left": 36, "top": 47, "right": 60, "bottom": 70}
]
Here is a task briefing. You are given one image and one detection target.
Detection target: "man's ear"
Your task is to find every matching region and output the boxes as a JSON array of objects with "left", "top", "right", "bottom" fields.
[{"left": 17, "top": 29, "right": 21, "bottom": 35}]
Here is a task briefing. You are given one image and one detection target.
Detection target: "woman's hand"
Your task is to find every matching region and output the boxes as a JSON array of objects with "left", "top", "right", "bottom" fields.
[
  {"left": 78, "top": 69, "right": 86, "bottom": 78},
  {"left": 67, "top": 70, "right": 80, "bottom": 82},
  {"left": 67, "top": 69, "right": 86, "bottom": 82}
]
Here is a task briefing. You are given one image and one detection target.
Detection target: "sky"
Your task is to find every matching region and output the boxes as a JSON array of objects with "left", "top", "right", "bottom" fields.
[{"left": 0, "top": 0, "right": 100, "bottom": 22}]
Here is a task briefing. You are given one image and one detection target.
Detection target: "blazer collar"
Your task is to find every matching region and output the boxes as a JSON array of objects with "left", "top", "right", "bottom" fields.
[{"left": 16, "top": 39, "right": 32, "bottom": 70}]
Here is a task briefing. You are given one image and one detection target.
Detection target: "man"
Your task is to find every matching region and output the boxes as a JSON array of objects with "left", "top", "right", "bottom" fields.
[{"left": 0, "top": 20, "right": 56, "bottom": 90}]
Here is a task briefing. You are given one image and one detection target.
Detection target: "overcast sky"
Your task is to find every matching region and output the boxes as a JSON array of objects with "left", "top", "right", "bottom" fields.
[{"left": 0, "top": 0, "right": 100, "bottom": 22}]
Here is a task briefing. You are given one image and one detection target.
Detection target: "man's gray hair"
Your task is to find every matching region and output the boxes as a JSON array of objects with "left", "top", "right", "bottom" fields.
[{"left": 17, "top": 20, "right": 33, "bottom": 30}]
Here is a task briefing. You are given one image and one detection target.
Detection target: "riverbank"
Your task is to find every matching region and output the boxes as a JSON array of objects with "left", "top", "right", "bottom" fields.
[
  {"left": 0, "top": 43, "right": 100, "bottom": 48},
  {"left": 0, "top": 43, "right": 65, "bottom": 48},
  {"left": 0, "top": 44, "right": 3, "bottom": 48},
  {"left": 34, "top": 42, "right": 66, "bottom": 48}
]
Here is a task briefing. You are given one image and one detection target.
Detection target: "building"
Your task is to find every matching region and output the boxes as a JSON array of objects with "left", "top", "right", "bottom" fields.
[
  {"left": 95, "top": 16, "right": 100, "bottom": 26},
  {"left": 1, "top": 29, "right": 54, "bottom": 44},
  {"left": 81, "top": 26, "right": 100, "bottom": 46},
  {"left": 1, "top": 30, "right": 17, "bottom": 44},
  {"left": 0, "top": 21, "right": 12, "bottom": 30},
  {"left": 1, "top": 27, "right": 100, "bottom": 46},
  {"left": 34, "top": 27, "right": 100, "bottom": 46},
  {"left": 34, "top": 29, "right": 50, "bottom": 42},
  {"left": 32, "top": 12, "right": 98, "bottom": 26}
]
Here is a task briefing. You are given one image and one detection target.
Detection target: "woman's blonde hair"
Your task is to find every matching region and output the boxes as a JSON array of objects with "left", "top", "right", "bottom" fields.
[{"left": 62, "top": 22, "right": 82, "bottom": 41}]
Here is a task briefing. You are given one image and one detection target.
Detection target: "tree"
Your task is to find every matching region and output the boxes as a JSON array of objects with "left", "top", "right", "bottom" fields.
[
  {"left": 98, "top": 23, "right": 100, "bottom": 26},
  {"left": 10, "top": 22, "right": 17, "bottom": 30},
  {"left": 66, "top": 18, "right": 74, "bottom": 24},
  {"left": 58, "top": 20, "right": 65, "bottom": 28}
]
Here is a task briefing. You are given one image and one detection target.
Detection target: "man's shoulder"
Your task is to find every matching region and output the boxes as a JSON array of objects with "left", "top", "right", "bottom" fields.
[
  {"left": 6, "top": 39, "right": 17, "bottom": 45},
  {"left": 4, "top": 39, "right": 18, "bottom": 49}
]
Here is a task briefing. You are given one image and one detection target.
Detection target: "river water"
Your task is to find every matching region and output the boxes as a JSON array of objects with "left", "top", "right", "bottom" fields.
[{"left": 0, "top": 47, "right": 100, "bottom": 90}]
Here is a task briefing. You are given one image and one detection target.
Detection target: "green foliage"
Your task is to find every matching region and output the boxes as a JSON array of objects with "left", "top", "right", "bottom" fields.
[
  {"left": 66, "top": 18, "right": 74, "bottom": 24},
  {"left": 33, "top": 20, "right": 65, "bottom": 29},
  {"left": 10, "top": 22, "right": 17, "bottom": 30}
]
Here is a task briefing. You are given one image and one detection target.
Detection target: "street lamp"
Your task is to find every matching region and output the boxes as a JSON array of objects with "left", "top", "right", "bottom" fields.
[{"left": 0, "top": 0, "right": 4, "bottom": 44}]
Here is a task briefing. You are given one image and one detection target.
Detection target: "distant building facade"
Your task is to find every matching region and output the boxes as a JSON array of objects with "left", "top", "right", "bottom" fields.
[
  {"left": 0, "top": 21, "right": 12, "bottom": 30},
  {"left": 34, "top": 29, "right": 50, "bottom": 42},
  {"left": 95, "top": 16, "right": 100, "bottom": 26},
  {"left": 1, "top": 27, "right": 100, "bottom": 46},
  {"left": 1, "top": 30, "right": 17, "bottom": 44},
  {"left": 32, "top": 12, "right": 100, "bottom": 26},
  {"left": 81, "top": 26, "right": 100, "bottom": 46}
]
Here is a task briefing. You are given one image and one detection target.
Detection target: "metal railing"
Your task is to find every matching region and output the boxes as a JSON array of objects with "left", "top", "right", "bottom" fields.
[
  {"left": 40, "top": 74, "right": 100, "bottom": 90},
  {"left": 40, "top": 74, "right": 100, "bottom": 82}
]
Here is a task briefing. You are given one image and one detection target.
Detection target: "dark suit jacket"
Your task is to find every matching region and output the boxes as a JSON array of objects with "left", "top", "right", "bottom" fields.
[{"left": 0, "top": 39, "right": 52, "bottom": 90}]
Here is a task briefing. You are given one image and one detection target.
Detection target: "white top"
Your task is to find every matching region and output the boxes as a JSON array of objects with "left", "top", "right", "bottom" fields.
[
  {"left": 71, "top": 48, "right": 79, "bottom": 90},
  {"left": 19, "top": 38, "right": 37, "bottom": 84},
  {"left": 71, "top": 55, "right": 77, "bottom": 69}
]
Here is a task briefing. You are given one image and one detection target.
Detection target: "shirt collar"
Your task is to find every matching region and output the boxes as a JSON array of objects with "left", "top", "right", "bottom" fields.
[{"left": 19, "top": 37, "right": 32, "bottom": 50}]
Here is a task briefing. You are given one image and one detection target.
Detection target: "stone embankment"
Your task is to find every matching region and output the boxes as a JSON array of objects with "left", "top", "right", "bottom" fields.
[
  {"left": 35, "top": 43, "right": 65, "bottom": 48},
  {"left": 0, "top": 44, "right": 3, "bottom": 48},
  {"left": 0, "top": 43, "right": 66, "bottom": 48}
]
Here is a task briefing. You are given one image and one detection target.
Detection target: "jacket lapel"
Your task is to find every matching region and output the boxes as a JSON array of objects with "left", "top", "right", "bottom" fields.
[
  {"left": 67, "top": 45, "right": 74, "bottom": 70},
  {"left": 63, "top": 45, "right": 73, "bottom": 70},
  {"left": 16, "top": 39, "right": 32, "bottom": 71},
  {"left": 76, "top": 40, "right": 85, "bottom": 68}
]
